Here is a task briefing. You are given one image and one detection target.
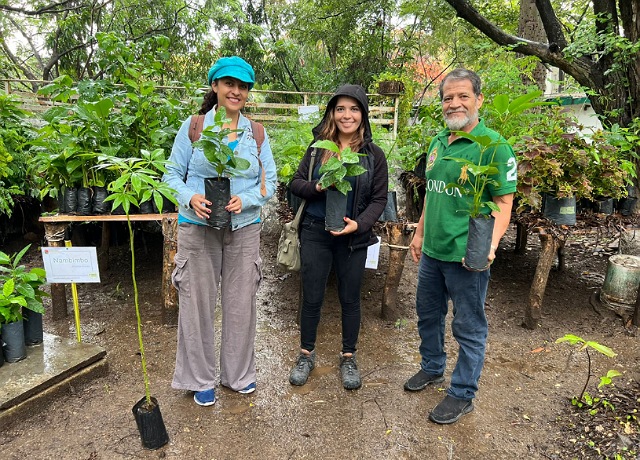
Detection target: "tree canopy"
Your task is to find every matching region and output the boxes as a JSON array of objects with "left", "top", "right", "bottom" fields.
[
  {"left": 1, "top": 0, "right": 639, "bottom": 131},
  {"left": 442, "top": 0, "right": 640, "bottom": 128}
]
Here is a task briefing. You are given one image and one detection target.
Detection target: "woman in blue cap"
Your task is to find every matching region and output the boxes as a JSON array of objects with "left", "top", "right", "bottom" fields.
[
  {"left": 288, "top": 84, "right": 388, "bottom": 390},
  {"left": 164, "top": 56, "right": 277, "bottom": 406}
]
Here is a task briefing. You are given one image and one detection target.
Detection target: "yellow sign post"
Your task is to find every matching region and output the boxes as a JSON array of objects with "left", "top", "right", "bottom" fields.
[{"left": 64, "top": 240, "right": 82, "bottom": 343}]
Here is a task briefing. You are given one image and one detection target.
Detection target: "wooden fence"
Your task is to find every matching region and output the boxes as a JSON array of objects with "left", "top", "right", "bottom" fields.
[{"left": 2, "top": 79, "right": 400, "bottom": 138}]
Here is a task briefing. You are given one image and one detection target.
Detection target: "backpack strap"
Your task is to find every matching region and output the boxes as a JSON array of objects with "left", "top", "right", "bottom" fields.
[
  {"left": 189, "top": 114, "right": 267, "bottom": 198},
  {"left": 188, "top": 114, "right": 205, "bottom": 143},
  {"left": 250, "top": 119, "right": 267, "bottom": 197}
]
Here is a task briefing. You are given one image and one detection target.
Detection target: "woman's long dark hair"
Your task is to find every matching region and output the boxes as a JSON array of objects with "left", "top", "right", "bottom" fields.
[{"left": 199, "top": 90, "right": 218, "bottom": 115}]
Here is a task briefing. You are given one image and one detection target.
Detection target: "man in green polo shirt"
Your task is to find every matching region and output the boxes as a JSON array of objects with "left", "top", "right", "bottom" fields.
[{"left": 404, "top": 68, "right": 517, "bottom": 424}]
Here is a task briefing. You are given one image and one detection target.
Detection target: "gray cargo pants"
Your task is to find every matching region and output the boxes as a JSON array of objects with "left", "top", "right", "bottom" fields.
[{"left": 171, "top": 222, "right": 262, "bottom": 392}]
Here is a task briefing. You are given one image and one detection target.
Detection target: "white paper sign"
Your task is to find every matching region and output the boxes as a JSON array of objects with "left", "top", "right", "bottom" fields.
[
  {"left": 41, "top": 247, "right": 101, "bottom": 283},
  {"left": 298, "top": 105, "right": 319, "bottom": 122},
  {"left": 365, "top": 237, "right": 381, "bottom": 270}
]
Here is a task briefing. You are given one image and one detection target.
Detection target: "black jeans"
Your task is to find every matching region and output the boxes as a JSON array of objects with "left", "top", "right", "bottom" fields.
[{"left": 299, "top": 216, "right": 368, "bottom": 354}]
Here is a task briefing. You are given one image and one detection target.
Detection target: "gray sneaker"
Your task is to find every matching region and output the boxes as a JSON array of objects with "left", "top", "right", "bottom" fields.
[
  {"left": 340, "top": 353, "right": 362, "bottom": 390},
  {"left": 289, "top": 350, "right": 316, "bottom": 386}
]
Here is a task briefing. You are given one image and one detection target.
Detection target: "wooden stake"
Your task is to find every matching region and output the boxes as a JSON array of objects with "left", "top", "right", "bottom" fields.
[
  {"left": 43, "top": 222, "right": 69, "bottom": 321},
  {"left": 382, "top": 222, "right": 414, "bottom": 321},
  {"left": 523, "top": 231, "right": 559, "bottom": 329},
  {"left": 162, "top": 217, "right": 179, "bottom": 325}
]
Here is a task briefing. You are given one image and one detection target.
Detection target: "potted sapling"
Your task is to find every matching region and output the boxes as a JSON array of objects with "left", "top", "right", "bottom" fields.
[
  {"left": 445, "top": 132, "right": 503, "bottom": 271},
  {"left": 101, "top": 149, "right": 177, "bottom": 449},
  {"left": 192, "top": 107, "right": 251, "bottom": 228},
  {"left": 0, "top": 245, "right": 47, "bottom": 362},
  {"left": 311, "top": 139, "right": 367, "bottom": 232},
  {"left": 446, "top": 91, "right": 549, "bottom": 269}
]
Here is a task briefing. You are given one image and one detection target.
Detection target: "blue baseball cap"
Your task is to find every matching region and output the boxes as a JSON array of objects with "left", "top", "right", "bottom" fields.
[{"left": 207, "top": 56, "right": 255, "bottom": 89}]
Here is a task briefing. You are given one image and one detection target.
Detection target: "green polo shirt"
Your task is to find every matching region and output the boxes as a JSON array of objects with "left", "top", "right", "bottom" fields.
[{"left": 421, "top": 119, "right": 517, "bottom": 262}]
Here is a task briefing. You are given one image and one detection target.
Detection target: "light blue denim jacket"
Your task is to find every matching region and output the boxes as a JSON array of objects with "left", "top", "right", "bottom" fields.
[{"left": 163, "top": 108, "right": 277, "bottom": 230}]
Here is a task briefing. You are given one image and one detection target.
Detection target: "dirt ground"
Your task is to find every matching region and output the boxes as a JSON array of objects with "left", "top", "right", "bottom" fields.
[{"left": 1, "top": 203, "right": 639, "bottom": 460}]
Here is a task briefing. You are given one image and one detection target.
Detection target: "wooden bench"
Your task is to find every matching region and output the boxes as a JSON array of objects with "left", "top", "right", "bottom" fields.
[{"left": 39, "top": 214, "right": 179, "bottom": 325}]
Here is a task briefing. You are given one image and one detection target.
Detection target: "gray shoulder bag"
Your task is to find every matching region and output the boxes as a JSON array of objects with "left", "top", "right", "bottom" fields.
[{"left": 276, "top": 149, "right": 317, "bottom": 272}]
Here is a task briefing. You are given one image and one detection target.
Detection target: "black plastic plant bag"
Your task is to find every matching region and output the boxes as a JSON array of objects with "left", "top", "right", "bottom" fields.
[
  {"left": 92, "top": 186, "right": 109, "bottom": 214},
  {"left": 63, "top": 187, "right": 78, "bottom": 214},
  {"left": 325, "top": 188, "right": 347, "bottom": 232},
  {"left": 139, "top": 200, "right": 155, "bottom": 214},
  {"left": 76, "top": 187, "right": 92, "bottom": 215},
  {"left": 132, "top": 396, "right": 169, "bottom": 450},
  {"left": 23, "top": 309, "right": 43, "bottom": 345},
  {"left": 205, "top": 177, "right": 231, "bottom": 229},
  {"left": 543, "top": 194, "right": 576, "bottom": 225},
  {"left": 464, "top": 215, "right": 495, "bottom": 271},
  {"left": 1, "top": 320, "right": 27, "bottom": 362}
]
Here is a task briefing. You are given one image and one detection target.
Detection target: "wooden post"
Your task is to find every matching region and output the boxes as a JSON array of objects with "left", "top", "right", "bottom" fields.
[
  {"left": 392, "top": 96, "right": 399, "bottom": 140},
  {"left": 556, "top": 240, "right": 566, "bottom": 272},
  {"left": 523, "top": 230, "right": 559, "bottom": 329},
  {"left": 162, "top": 217, "right": 179, "bottom": 325},
  {"left": 44, "top": 222, "right": 69, "bottom": 320},
  {"left": 382, "top": 223, "right": 414, "bottom": 321},
  {"left": 515, "top": 222, "right": 528, "bottom": 254},
  {"left": 97, "top": 221, "right": 110, "bottom": 272}
]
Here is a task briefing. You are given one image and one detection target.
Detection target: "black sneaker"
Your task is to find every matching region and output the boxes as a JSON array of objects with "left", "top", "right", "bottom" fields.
[
  {"left": 403, "top": 369, "right": 445, "bottom": 391},
  {"left": 289, "top": 350, "right": 315, "bottom": 386},
  {"left": 340, "top": 353, "right": 362, "bottom": 390},
  {"left": 429, "top": 395, "right": 474, "bottom": 424}
]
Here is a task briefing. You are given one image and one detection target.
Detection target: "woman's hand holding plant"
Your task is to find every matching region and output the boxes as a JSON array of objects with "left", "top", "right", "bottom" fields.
[
  {"left": 225, "top": 196, "right": 243, "bottom": 214},
  {"left": 330, "top": 217, "right": 358, "bottom": 236},
  {"left": 190, "top": 194, "right": 211, "bottom": 219}
]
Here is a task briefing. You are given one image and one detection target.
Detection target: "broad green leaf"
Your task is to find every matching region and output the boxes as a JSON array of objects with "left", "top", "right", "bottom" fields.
[
  {"left": 3, "top": 278, "right": 15, "bottom": 296},
  {"left": 586, "top": 341, "right": 616, "bottom": 358},
  {"left": 312, "top": 140, "right": 340, "bottom": 154},
  {"left": 335, "top": 180, "right": 352, "bottom": 195},
  {"left": 345, "top": 164, "right": 367, "bottom": 176},
  {"left": 492, "top": 94, "right": 510, "bottom": 114},
  {"left": 556, "top": 334, "right": 584, "bottom": 345}
]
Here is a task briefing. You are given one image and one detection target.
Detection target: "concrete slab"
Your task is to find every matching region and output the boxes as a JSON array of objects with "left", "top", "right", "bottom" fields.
[{"left": 0, "top": 332, "right": 107, "bottom": 429}]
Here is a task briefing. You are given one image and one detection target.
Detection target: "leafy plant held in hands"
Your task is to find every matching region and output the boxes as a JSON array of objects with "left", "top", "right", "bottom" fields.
[
  {"left": 445, "top": 132, "right": 503, "bottom": 218},
  {"left": 445, "top": 90, "right": 550, "bottom": 218},
  {"left": 192, "top": 107, "right": 250, "bottom": 178},
  {"left": 311, "top": 139, "right": 367, "bottom": 195}
]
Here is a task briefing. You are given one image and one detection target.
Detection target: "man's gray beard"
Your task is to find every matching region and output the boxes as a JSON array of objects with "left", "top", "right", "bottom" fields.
[{"left": 444, "top": 110, "right": 478, "bottom": 131}]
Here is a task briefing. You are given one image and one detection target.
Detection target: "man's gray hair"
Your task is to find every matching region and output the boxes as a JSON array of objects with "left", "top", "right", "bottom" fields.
[{"left": 438, "top": 68, "right": 482, "bottom": 100}]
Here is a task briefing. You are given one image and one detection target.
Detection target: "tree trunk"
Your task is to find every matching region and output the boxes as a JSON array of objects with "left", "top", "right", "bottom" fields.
[
  {"left": 517, "top": 0, "right": 547, "bottom": 91},
  {"left": 443, "top": 0, "right": 640, "bottom": 129},
  {"left": 523, "top": 231, "right": 560, "bottom": 329},
  {"left": 382, "top": 223, "right": 414, "bottom": 321}
]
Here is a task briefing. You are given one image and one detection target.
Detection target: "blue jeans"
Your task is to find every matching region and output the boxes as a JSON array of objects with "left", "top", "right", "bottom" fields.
[
  {"left": 299, "top": 216, "right": 367, "bottom": 354},
  {"left": 416, "top": 255, "right": 489, "bottom": 400}
]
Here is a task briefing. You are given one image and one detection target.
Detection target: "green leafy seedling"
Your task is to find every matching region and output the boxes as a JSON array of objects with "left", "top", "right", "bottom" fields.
[
  {"left": 311, "top": 139, "right": 366, "bottom": 195},
  {"left": 556, "top": 334, "right": 621, "bottom": 406}
]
